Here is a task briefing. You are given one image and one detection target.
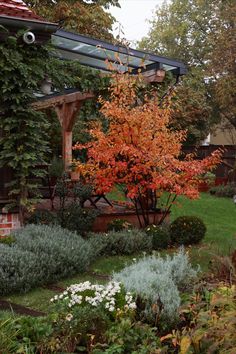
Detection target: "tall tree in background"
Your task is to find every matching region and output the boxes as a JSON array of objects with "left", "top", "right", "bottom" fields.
[
  {"left": 139, "top": 0, "right": 236, "bottom": 144},
  {"left": 25, "top": 0, "right": 120, "bottom": 41},
  {"left": 208, "top": 0, "right": 236, "bottom": 130}
]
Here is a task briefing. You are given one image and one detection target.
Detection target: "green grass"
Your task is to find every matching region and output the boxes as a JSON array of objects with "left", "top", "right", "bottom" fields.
[
  {"left": 1, "top": 192, "right": 235, "bottom": 313},
  {"left": 172, "top": 193, "right": 236, "bottom": 249}
]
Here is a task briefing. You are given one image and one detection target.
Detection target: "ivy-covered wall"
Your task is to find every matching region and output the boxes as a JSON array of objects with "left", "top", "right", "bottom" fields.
[{"left": 0, "top": 26, "right": 110, "bottom": 221}]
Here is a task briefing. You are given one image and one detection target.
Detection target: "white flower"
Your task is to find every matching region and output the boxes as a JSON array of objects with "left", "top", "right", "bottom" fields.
[
  {"left": 66, "top": 313, "right": 73, "bottom": 322},
  {"left": 128, "top": 302, "right": 137, "bottom": 309},
  {"left": 109, "top": 305, "right": 115, "bottom": 312}
]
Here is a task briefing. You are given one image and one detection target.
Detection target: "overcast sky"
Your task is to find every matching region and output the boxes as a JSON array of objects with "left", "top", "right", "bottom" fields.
[{"left": 110, "top": 0, "right": 164, "bottom": 45}]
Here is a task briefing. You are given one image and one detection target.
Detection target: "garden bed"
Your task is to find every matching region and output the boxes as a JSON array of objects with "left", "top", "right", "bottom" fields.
[{"left": 93, "top": 208, "right": 170, "bottom": 232}]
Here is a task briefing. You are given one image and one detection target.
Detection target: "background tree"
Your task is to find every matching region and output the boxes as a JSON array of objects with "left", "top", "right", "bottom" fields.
[
  {"left": 139, "top": 0, "right": 236, "bottom": 144},
  {"left": 25, "top": 0, "right": 120, "bottom": 41},
  {"left": 74, "top": 73, "right": 221, "bottom": 227},
  {"left": 207, "top": 0, "right": 236, "bottom": 130}
]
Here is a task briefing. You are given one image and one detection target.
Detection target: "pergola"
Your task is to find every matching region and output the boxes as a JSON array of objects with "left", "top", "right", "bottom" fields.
[
  {"left": 32, "top": 90, "right": 94, "bottom": 170},
  {"left": 42, "top": 31, "right": 187, "bottom": 169},
  {"left": 0, "top": 0, "right": 187, "bottom": 171}
]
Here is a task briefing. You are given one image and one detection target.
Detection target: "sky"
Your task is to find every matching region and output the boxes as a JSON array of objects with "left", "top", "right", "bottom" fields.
[{"left": 110, "top": 0, "right": 165, "bottom": 45}]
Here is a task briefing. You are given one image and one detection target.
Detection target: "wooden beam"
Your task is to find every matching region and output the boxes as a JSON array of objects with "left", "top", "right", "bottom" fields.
[
  {"left": 32, "top": 91, "right": 94, "bottom": 110},
  {"left": 142, "top": 69, "right": 166, "bottom": 83}
]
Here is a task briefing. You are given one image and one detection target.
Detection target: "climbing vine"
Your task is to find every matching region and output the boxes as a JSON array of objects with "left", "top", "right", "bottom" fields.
[{"left": 0, "top": 27, "right": 109, "bottom": 222}]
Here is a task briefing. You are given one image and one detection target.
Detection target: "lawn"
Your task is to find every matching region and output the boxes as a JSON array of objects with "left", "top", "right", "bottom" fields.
[{"left": 1, "top": 192, "right": 235, "bottom": 314}]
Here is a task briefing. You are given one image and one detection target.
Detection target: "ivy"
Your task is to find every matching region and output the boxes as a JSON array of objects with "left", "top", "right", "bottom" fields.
[{"left": 0, "top": 28, "right": 110, "bottom": 222}]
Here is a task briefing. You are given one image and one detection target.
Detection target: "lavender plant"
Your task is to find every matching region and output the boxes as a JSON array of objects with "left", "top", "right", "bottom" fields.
[{"left": 113, "top": 248, "right": 198, "bottom": 322}]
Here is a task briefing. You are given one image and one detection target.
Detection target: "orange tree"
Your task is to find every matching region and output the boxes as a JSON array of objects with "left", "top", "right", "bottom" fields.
[{"left": 74, "top": 73, "right": 221, "bottom": 227}]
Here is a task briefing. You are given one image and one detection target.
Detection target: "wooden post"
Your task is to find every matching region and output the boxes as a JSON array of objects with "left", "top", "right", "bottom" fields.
[{"left": 32, "top": 91, "right": 94, "bottom": 170}]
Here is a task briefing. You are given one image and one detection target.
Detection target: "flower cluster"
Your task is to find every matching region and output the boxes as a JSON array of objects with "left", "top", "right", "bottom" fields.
[{"left": 51, "top": 281, "right": 136, "bottom": 315}]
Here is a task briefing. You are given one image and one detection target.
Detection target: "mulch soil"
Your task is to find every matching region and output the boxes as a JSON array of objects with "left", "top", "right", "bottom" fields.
[{"left": 0, "top": 299, "right": 45, "bottom": 317}]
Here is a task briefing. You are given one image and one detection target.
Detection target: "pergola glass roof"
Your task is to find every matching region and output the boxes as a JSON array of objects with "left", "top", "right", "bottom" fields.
[{"left": 52, "top": 29, "right": 187, "bottom": 76}]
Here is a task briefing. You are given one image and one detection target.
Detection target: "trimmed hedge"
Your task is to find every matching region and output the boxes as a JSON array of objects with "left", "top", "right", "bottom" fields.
[{"left": 169, "top": 216, "right": 206, "bottom": 245}]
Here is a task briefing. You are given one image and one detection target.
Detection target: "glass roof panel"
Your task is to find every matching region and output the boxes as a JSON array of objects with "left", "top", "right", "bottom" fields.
[
  {"left": 52, "top": 35, "right": 153, "bottom": 69},
  {"left": 56, "top": 49, "right": 128, "bottom": 72},
  {"left": 52, "top": 30, "right": 187, "bottom": 76}
]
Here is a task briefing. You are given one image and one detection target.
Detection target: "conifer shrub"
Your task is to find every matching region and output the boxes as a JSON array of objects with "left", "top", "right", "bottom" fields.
[{"left": 169, "top": 216, "right": 206, "bottom": 245}]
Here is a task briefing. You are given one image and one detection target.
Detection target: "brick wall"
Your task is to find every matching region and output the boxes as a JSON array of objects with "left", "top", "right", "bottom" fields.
[{"left": 0, "top": 213, "right": 21, "bottom": 236}]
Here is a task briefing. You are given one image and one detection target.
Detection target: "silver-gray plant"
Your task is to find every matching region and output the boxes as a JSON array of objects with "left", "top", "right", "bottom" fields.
[{"left": 113, "top": 248, "right": 198, "bottom": 321}]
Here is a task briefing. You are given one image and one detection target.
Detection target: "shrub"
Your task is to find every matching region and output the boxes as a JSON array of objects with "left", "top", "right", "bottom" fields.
[
  {"left": 169, "top": 215, "right": 206, "bottom": 245},
  {"left": 14, "top": 224, "right": 96, "bottom": 280},
  {"left": 113, "top": 248, "right": 198, "bottom": 323},
  {"left": 26, "top": 209, "right": 57, "bottom": 225},
  {"left": 0, "top": 235, "right": 15, "bottom": 246},
  {"left": 163, "top": 285, "right": 236, "bottom": 353},
  {"left": 0, "top": 224, "right": 97, "bottom": 295},
  {"left": 93, "top": 318, "right": 162, "bottom": 353},
  {"left": 88, "top": 229, "right": 152, "bottom": 256},
  {"left": 145, "top": 224, "right": 170, "bottom": 250},
  {"left": 50, "top": 281, "right": 137, "bottom": 352},
  {"left": 0, "top": 224, "right": 98, "bottom": 295},
  {"left": 58, "top": 202, "right": 98, "bottom": 235},
  {"left": 0, "top": 244, "right": 43, "bottom": 295},
  {"left": 51, "top": 281, "right": 136, "bottom": 318},
  {"left": 209, "top": 182, "right": 236, "bottom": 198},
  {"left": 107, "top": 218, "right": 133, "bottom": 232}
]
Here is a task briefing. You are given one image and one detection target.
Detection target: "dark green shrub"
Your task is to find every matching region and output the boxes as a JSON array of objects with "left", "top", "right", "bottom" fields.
[
  {"left": 169, "top": 216, "right": 206, "bottom": 245},
  {"left": 107, "top": 218, "right": 133, "bottom": 232},
  {"left": 209, "top": 183, "right": 236, "bottom": 198},
  {"left": 58, "top": 202, "right": 98, "bottom": 235},
  {"left": 88, "top": 229, "right": 152, "bottom": 256},
  {"left": 145, "top": 224, "right": 170, "bottom": 250},
  {"left": 26, "top": 209, "right": 57, "bottom": 225},
  {"left": 0, "top": 235, "right": 15, "bottom": 246}
]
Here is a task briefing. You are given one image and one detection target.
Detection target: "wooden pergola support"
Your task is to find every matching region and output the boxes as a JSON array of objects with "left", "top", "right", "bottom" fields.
[{"left": 33, "top": 91, "right": 94, "bottom": 169}]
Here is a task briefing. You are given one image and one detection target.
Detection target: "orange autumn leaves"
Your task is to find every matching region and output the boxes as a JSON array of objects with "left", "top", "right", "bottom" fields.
[{"left": 74, "top": 73, "right": 221, "bottom": 199}]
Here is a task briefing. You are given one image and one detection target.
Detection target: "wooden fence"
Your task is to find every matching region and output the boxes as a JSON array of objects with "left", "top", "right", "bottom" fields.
[{"left": 182, "top": 145, "right": 236, "bottom": 182}]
